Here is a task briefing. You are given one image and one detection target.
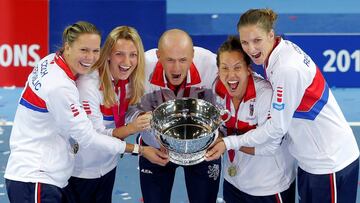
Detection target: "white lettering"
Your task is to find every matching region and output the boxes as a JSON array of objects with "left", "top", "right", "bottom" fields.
[
  {"left": 351, "top": 50, "right": 360, "bottom": 72},
  {"left": 13, "top": 44, "right": 28, "bottom": 67},
  {"left": 28, "top": 44, "right": 41, "bottom": 67},
  {"left": 0, "top": 43, "right": 41, "bottom": 67},
  {"left": 337, "top": 49, "right": 350, "bottom": 72},
  {"left": 0, "top": 44, "right": 13, "bottom": 67},
  {"left": 323, "top": 49, "right": 360, "bottom": 72}
]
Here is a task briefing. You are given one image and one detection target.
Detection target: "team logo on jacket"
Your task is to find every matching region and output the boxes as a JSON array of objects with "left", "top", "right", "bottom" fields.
[
  {"left": 249, "top": 103, "right": 254, "bottom": 116},
  {"left": 69, "top": 138, "right": 79, "bottom": 154},
  {"left": 208, "top": 164, "right": 220, "bottom": 180},
  {"left": 249, "top": 100, "right": 255, "bottom": 117},
  {"left": 272, "top": 86, "right": 285, "bottom": 111},
  {"left": 246, "top": 99, "right": 256, "bottom": 120},
  {"left": 70, "top": 104, "right": 80, "bottom": 117}
]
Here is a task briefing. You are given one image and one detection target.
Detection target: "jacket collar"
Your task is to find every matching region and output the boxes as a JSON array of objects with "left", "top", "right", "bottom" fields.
[
  {"left": 54, "top": 53, "right": 77, "bottom": 81},
  {"left": 264, "top": 36, "right": 281, "bottom": 69},
  {"left": 150, "top": 61, "right": 201, "bottom": 87}
]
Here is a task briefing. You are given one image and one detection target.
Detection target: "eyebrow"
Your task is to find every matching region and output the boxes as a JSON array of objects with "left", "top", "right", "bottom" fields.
[
  {"left": 114, "top": 50, "right": 138, "bottom": 53},
  {"left": 220, "top": 60, "right": 245, "bottom": 66}
]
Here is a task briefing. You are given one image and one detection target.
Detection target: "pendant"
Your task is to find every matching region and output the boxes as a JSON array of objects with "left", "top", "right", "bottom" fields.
[{"left": 227, "top": 165, "right": 237, "bottom": 177}]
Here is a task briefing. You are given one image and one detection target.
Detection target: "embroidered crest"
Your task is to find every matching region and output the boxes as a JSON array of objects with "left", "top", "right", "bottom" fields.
[
  {"left": 208, "top": 163, "right": 220, "bottom": 180},
  {"left": 249, "top": 100, "right": 255, "bottom": 116},
  {"left": 69, "top": 138, "right": 79, "bottom": 154}
]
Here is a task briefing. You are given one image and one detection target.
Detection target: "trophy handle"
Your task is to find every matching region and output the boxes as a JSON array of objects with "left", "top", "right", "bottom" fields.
[{"left": 219, "top": 109, "right": 231, "bottom": 122}]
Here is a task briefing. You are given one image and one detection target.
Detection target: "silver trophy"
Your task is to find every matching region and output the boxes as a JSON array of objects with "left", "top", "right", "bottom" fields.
[{"left": 151, "top": 98, "right": 230, "bottom": 165}]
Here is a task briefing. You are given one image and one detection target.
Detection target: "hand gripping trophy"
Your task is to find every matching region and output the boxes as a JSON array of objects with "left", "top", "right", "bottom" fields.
[{"left": 151, "top": 98, "right": 230, "bottom": 165}]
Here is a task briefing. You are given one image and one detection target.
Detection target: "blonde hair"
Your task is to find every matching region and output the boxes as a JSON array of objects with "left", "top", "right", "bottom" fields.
[
  {"left": 60, "top": 21, "right": 101, "bottom": 53},
  {"left": 91, "top": 26, "right": 145, "bottom": 107},
  {"left": 237, "top": 8, "right": 278, "bottom": 33}
]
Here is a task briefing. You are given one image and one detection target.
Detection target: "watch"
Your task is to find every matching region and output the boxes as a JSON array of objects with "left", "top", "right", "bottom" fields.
[{"left": 132, "top": 144, "right": 140, "bottom": 154}]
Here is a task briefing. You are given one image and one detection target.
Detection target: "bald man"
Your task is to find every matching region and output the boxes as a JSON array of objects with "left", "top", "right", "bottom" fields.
[{"left": 130, "top": 29, "right": 220, "bottom": 202}]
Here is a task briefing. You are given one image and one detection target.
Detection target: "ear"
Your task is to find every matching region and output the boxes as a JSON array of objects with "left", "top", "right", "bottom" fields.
[
  {"left": 156, "top": 49, "right": 160, "bottom": 59},
  {"left": 246, "top": 66, "right": 252, "bottom": 76},
  {"left": 269, "top": 29, "right": 275, "bottom": 40},
  {"left": 64, "top": 42, "right": 71, "bottom": 53}
]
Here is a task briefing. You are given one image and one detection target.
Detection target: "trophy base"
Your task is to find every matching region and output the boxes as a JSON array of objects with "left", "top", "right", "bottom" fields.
[{"left": 169, "top": 150, "right": 206, "bottom": 166}]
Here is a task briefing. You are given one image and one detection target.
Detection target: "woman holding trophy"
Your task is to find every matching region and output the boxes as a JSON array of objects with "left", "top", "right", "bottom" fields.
[{"left": 212, "top": 36, "right": 296, "bottom": 203}]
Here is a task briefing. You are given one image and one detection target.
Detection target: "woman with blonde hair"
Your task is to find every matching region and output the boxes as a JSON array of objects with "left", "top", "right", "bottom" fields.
[
  {"left": 4, "top": 21, "right": 166, "bottom": 203},
  {"left": 67, "top": 26, "right": 168, "bottom": 203}
]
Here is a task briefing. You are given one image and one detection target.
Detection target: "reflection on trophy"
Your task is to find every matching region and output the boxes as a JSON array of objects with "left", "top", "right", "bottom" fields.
[{"left": 151, "top": 98, "right": 230, "bottom": 165}]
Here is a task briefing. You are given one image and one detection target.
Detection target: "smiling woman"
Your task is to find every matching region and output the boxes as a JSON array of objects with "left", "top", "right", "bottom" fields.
[
  {"left": 67, "top": 26, "right": 168, "bottom": 203},
  {"left": 61, "top": 22, "right": 101, "bottom": 75},
  {"left": 206, "top": 8, "right": 360, "bottom": 203},
  {"left": 3, "top": 21, "right": 167, "bottom": 203}
]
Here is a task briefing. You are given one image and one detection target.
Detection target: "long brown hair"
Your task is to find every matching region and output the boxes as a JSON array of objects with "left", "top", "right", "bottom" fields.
[{"left": 237, "top": 8, "right": 278, "bottom": 33}]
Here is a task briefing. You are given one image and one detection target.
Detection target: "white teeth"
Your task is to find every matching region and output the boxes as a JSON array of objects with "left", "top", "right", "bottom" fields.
[
  {"left": 227, "top": 80, "right": 239, "bottom": 91},
  {"left": 120, "top": 65, "right": 131, "bottom": 70},
  {"left": 80, "top": 62, "right": 91, "bottom": 67}
]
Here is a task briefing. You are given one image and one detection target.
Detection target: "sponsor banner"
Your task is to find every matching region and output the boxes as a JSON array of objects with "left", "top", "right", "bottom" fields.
[
  {"left": 285, "top": 34, "right": 360, "bottom": 88},
  {"left": 0, "top": 0, "right": 49, "bottom": 87}
]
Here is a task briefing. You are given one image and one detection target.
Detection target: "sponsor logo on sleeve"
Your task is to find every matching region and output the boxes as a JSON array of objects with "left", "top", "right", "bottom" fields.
[{"left": 272, "top": 87, "right": 285, "bottom": 111}]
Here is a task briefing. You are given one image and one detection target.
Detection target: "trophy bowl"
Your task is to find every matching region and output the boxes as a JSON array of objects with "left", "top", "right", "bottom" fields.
[{"left": 151, "top": 98, "right": 229, "bottom": 165}]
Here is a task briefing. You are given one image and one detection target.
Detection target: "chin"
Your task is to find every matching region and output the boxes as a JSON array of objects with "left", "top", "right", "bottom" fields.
[
  {"left": 252, "top": 59, "right": 262, "bottom": 66},
  {"left": 119, "top": 76, "right": 129, "bottom": 81},
  {"left": 229, "top": 92, "right": 237, "bottom": 97},
  {"left": 175, "top": 81, "right": 184, "bottom": 86},
  {"left": 78, "top": 69, "right": 91, "bottom": 75}
]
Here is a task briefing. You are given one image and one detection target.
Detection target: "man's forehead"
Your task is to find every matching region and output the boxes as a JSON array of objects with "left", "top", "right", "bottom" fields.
[{"left": 160, "top": 46, "right": 192, "bottom": 57}]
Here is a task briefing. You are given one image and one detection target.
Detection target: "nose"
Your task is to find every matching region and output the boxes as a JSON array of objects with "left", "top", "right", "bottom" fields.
[
  {"left": 225, "top": 68, "right": 238, "bottom": 78},
  {"left": 123, "top": 55, "right": 131, "bottom": 67},
  {"left": 173, "top": 61, "right": 181, "bottom": 72},
  {"left": 248, "top": 43, "right": 256, "bottom": 53},
  {"left": 85, "top": 51, "right": 99, "bottom": 62}
]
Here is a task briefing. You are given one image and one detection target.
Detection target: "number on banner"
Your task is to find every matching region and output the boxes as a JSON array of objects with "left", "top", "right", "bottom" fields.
[{"left": 323, "top": 49, "right": 360, "bottom": 72}]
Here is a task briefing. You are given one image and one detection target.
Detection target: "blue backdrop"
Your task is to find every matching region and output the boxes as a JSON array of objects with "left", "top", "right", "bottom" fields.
[
  {"left": 49, "top": 0, "right": 166, "bottom": 52},
  {"left": 47, "top": 0, "right": 360, "bottom": 87}
]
